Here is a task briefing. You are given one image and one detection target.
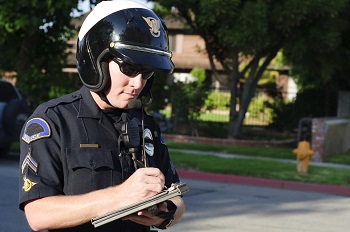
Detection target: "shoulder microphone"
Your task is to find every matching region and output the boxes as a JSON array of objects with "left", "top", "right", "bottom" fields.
[
  {"left": 128, "top": 99, "right": 142, "bottom": 109},
  {"left": 128, "top": 89, "right": 153, "bottom": 109}
]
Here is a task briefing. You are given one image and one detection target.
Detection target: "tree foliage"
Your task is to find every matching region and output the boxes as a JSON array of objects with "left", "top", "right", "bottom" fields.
[
  {"left": 153, "top": 0, "right": 350, "bottom": 138},
  {"left": 284, "top": 5, "right": 350, "bottom": 90},
  {"left": 145, "top": 72, "right": 171, "bottom": 113},
  {"left": 0, "top": 0, "right": 100, "bottom": 107},
  {"left": 170, "top": 68, "right": 210, "bottom": 135}
]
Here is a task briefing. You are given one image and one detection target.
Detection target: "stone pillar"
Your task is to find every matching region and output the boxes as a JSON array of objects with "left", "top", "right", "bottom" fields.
[
  {"left": 311, "top": 117, "right": 350, "bottom": 162},
  {"left": 311, "top": 118, "right": 326, "bottom": 162}
]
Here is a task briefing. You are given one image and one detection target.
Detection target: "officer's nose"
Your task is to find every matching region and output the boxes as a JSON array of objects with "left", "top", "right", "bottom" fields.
[{"left": 130, "top": 74, "right": 144, "bottom": 90}]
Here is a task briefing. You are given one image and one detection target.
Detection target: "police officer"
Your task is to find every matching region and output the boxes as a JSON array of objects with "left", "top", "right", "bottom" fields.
[{"left": 19, "top": 1, "right": 185, "bottom": 231}]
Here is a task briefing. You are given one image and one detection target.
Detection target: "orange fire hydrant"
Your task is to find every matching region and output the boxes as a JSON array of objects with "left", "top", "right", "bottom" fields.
[{"left": 292, "top": 140, "right": 314, "bottom": 174}]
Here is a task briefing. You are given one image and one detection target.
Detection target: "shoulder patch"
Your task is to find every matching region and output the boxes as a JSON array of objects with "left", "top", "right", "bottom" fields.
[{"left": 22, "top": 118, "right": 51, "bottom": 144}]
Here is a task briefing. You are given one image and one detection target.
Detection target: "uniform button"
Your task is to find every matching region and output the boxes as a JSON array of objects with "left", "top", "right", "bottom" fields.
[
  {"left": 89, "top": 160, "right": 95, "bottom": 167},
  {"left": 124, "top": 167, "right": 129, "bottom": 172}
]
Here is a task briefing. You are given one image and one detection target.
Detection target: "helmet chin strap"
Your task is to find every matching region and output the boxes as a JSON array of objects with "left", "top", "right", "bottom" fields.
[
  {"left": 99, "top": 92, "right": 113, "bottom": 107},
  {"left": 142, "top": 89, "right": 153, "bottom": 106}
]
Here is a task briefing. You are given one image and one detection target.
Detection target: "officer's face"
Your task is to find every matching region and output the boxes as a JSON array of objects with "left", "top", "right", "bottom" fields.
[{"left": 104, "top": 59, "right": 147, "bottom": 109}]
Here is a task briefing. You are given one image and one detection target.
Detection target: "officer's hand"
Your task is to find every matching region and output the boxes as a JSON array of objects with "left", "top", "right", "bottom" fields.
[
  {"left": 117, "top": 168, "right": 165, "bottom": 205},
  {"left": 122, "top": 202, "right": 168, "bottom": 226}
]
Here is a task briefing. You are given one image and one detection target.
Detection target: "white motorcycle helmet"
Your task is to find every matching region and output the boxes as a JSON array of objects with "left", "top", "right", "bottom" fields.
[{"left": 76, "top": 0, "right": 174, "bottom": 97}]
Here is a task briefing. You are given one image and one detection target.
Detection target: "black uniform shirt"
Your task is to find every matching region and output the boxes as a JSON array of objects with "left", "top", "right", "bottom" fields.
[{"left": 19, "top": 86, "right": 180, "bottom": 232}]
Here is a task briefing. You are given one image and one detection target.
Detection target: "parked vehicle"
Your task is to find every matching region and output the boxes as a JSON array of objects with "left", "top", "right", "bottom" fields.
[{"left": 0, "top": 79, "right": 31, "bottom": 156}]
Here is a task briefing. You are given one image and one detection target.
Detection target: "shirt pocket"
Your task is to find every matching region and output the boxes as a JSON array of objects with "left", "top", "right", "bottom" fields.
[{"left": 66, "top": 148, "right": 115, "bottom": 194}]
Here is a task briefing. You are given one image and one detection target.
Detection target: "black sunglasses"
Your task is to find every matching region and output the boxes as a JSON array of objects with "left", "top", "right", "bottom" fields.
[{"left": 112, "top": 58, "right": 154, "bottom": 80}]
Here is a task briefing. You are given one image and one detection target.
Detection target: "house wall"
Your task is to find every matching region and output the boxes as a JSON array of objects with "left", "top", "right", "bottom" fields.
[{"left": 170, "top": 34, "right": 221, "bottom": 71}]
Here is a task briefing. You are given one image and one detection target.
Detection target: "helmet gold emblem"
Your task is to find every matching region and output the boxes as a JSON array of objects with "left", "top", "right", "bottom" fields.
[{"left": 142, "top": 17, "right": 161, "bottom": 37}]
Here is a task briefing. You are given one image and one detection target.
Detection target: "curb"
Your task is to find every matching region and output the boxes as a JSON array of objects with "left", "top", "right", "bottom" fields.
[{"left": 177, "top": 170, "right": 350, "bottom": 197}]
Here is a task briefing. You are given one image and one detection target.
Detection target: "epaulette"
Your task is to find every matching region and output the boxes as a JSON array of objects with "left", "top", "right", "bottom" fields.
[{"left": 38, "top": 90, "right": 82, "bottom": 113}]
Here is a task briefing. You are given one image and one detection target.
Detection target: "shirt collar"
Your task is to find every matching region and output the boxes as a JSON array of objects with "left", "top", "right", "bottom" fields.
[{"left": 77, "top": 86, "right": 102, "bottom": 119}]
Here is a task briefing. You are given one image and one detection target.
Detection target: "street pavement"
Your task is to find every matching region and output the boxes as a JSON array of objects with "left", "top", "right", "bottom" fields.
[
  {"left": 0, "top": 158, "right": 30, "bottom": 231},
  {"left": 1, "top": 155, "right": 350, "bottom": 232},
  {"left": 168, "top": 178, "right": 350, "bottom": 232}
]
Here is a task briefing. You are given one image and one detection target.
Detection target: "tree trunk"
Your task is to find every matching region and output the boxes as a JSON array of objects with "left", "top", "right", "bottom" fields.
[
  {"left": 229, "top": 49, "right": 279, "bottom": 138},
  {"left": 228, "top": 74, "right": 239, "bottom": 138},
  {"left": 227, "top": 51, "right": 240, "bottom": 138},
  {"left": 231, "top": 58, "right": 259, "bottom": 138}
]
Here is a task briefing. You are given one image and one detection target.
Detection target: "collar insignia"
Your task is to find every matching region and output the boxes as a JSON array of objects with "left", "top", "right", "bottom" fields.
[
  {"left": 143, "top": 16, "right": 161, "bottom": 37},
  {"left": 22, "top": 118, "right": 51, "bottom": 144}
]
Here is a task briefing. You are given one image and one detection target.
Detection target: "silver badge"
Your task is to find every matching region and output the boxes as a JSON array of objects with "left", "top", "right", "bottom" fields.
[{"left": 143, "top": 128, "right": 154, "bottom": 156}]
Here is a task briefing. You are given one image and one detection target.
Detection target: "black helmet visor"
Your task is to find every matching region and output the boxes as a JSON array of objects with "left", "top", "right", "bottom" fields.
[{"left": 109, "top": 42, "right": 174, "bottom": 74}]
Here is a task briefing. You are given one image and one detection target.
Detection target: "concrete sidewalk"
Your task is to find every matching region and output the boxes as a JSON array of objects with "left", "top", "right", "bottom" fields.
[{"left": 170, "top": 149, "right": 350, "bottom": 196}]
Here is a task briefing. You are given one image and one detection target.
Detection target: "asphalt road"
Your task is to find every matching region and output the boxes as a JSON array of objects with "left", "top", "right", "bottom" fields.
[
  {"left": 168, "top": 178, "right": 350, "bottom": 232},
  {"left": 1, "top": 157, "right": 350, "bottom": 232},
  {"left": 0, "top": 158, "right": 30, "bottom": 231}
]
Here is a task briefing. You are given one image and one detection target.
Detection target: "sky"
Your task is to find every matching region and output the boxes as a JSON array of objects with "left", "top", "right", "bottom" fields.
[{"left": 72, "top": 0, "right": 153, "bottom": 17}]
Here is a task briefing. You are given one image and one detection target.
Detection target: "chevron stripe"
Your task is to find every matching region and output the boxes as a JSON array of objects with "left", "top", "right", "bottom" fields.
[{"left": 21, "top": 151, "right": 38, "bottom": 175}]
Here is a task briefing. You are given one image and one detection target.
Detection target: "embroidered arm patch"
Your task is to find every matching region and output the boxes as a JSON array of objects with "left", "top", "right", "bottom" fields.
[{"left": 22, "top": 118, "right": 51, "bottom": 144}]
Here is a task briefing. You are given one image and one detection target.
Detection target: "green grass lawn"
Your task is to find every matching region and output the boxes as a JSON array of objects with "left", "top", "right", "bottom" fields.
[
  {"left": 167, "top": 141, "right": 350, "bottom": 165},
  {"left": 323, "top": 151, "right": 350, "bottom": 165},
  {"left": 166, "top": 142, "right": 295, "bottom": 159},
  {"left": 167, "top": 142, "right": 350, "bottom": 187}
]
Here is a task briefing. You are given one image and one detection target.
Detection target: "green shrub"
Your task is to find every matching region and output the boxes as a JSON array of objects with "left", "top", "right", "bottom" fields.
[
  {"left": 171, "top": 68, "right": 210, "bottom": 121},
  {"left": 247, "top": 94, "right": 273, "bottom": 123},
  {"left": 204, "top": 90, "right": 230, "bottom": 111}
]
